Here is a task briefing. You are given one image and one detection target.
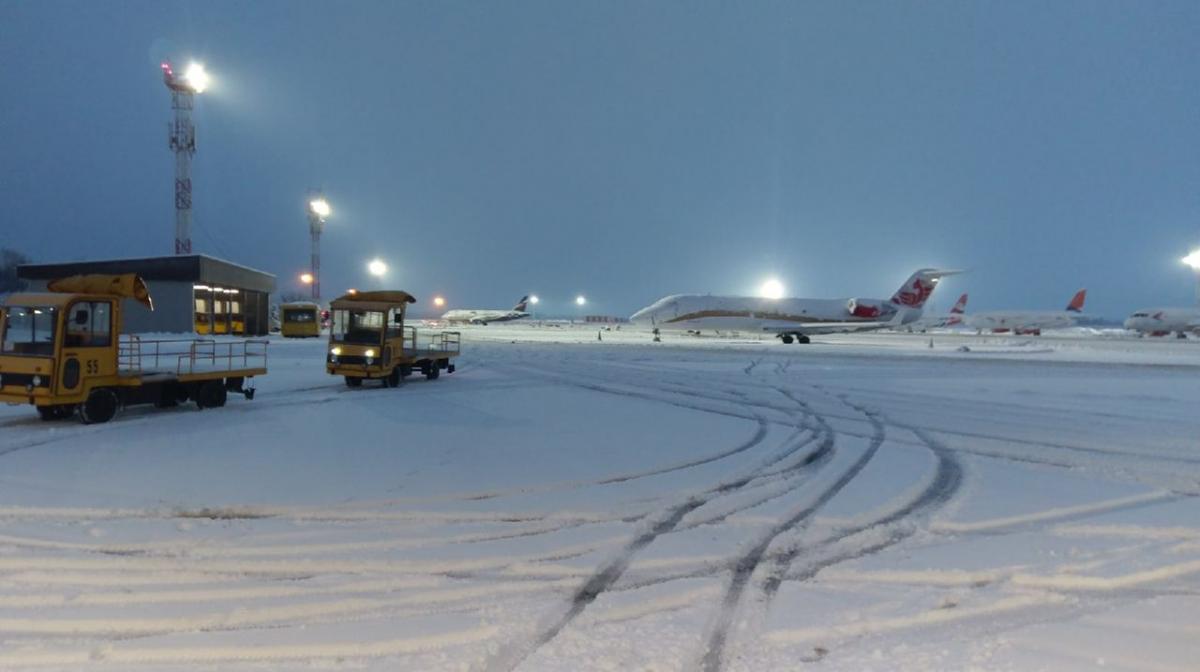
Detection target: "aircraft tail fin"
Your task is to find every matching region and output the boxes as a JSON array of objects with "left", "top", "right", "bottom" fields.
[
  {"left": 1066, "top": 289, "right": 1086, "bottom": 313},
  {"left": 950, "top": 293, "right": 968, "bottom": 314},
  {"left": 889, "top": 269, "right": 964, "bottom": 309},
  {"left": 513, "top": 295, "right": 530, "bottom": 312}
]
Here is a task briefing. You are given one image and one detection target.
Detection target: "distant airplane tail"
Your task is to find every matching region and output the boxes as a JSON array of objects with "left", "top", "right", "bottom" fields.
[
  {"left": 890, "top": 269, "right": 964, "bottom": 309},
  {"left": 513, "top": 295, "right": 530, "bottom": 312},
  {"left": 944, "top": 293, "right": 968, "bottom": 325},
  {"left": 1065, "top": 289, "right": 1086, "bottom": 313}
]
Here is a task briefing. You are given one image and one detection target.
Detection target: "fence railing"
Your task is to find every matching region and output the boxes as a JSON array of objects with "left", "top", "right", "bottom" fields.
[
  {"left": 119, "top": 336, "right": 269, "bottom": 376},
  {"left": 401, "top": 327, "right": 461, "bottom": 355}
]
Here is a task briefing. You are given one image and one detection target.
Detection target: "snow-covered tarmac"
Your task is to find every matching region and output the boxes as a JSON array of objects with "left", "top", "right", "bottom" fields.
[{"left": 1, "top": 325, "right": 1198, "bottom": 671}]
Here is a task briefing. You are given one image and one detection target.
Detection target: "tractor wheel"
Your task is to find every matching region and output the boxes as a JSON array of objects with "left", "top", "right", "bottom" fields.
[
  {"left": 38, "top": 405, "right": 75, "bottom": 421},
  {"left": 345, "top": 376, "right": 363, "bottom": 388},
  {"left": 425, "top": 362, "right": 440, "bottom": 380},
  {"left": 384, "top": 367, "right": 402, "bottom": 388},
  {"left": 781, "top": 334, "right": 794, "bottom": 344},
  {"left": 797, "top": 334, "right": 811, "bottom": 344},
  {"left": 195, "top": 380, "right": 228, "bottom": 409},
  {"left": 80, "top": 389, "right": 119, "bottom": 425}
]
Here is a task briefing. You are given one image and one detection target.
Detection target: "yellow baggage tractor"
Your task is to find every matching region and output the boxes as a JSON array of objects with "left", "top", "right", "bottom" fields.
[
  {"left": 325, "top": 290, "right": 460, "bottom": 387},
  {"left": 280, "top": 301, "right": 321, "bottom": 338},
  {"left": 0, "top": 274, "right": 267, "bottom": 424}
]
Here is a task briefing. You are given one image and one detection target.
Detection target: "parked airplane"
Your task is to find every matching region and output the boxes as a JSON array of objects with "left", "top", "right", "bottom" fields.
[
  {"left": 964, "top": 289, "right": 1086, "bottom": 336},
  {"left": 903, "top": 293, "right": 968, "bottom": 332},
  {"left": 629, "top": 268, "right": 962, "bottom": 343},
  {"left": 441, "top": 296, "right": 530, "bottom": 325},
  {"left": 1123, "top": 307, "right": 1200, "bottom": 338}
]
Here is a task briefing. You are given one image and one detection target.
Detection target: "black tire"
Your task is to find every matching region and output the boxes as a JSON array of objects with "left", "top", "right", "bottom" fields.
[
  {"left": 195, "top": 380, "right": 228, "bottom": 409},
  {"left": 345, "top": 376, "right": 363, "bottom": 388},
  {"left": 384, "top": 367, "right": 402, "bottom": 388},
  {"left": 38, "top": 405, "right": 74, "bottom": 421},
  {"left": 79, "top": 389, "right": 118, "bottom": 424},
  {"left": 781, "top": 335, "right": 794, "bottom": 344},
  {"left": 425, "top": 362, "right": 440, "bottom": 380},
  {"left": 797, "top": 334, "right": 811, "bottom": 344}
]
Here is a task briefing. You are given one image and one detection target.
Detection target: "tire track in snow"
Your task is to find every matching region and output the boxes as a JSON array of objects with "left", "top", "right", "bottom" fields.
[
  {"left": 698, "top": 388, "right": 882, "bottom": 672},
  {"left": 479, "top": 381, "right": 828, "bottom": 672}
]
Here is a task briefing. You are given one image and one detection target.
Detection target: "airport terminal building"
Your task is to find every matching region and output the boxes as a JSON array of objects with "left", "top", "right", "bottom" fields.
[{"left": 18, "top": 255, "right": 276, "bottom": 336}]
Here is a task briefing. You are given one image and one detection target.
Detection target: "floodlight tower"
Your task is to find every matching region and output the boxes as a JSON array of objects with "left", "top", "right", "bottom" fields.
[
  {"left": 308, "top": 195, "right": 331, "bottom": 300},
  {"left": 162, "top": 61, "right": 209, "bottom": 255},
  {"left": 1184, "top": 249, "right": 1200, "bottom": 304}
]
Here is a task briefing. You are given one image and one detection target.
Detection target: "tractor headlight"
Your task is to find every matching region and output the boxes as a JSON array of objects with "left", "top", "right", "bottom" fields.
[
  {"left": 329, "top": 346, "right": 341, "bottom": 363},
  {"left": 31, "top": 376, "right": 42, "bottom": 387},
  {"left": 364, "top": 349, "right": 375, "bottom": 365}
]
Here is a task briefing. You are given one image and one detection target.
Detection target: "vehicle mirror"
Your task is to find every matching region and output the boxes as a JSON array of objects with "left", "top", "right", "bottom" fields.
[
  {"left": 74, "top": 310, "right": 89, "bottom": 326},
  {"left": 394, "top": 314, "right": 403, "bottom": 324}
]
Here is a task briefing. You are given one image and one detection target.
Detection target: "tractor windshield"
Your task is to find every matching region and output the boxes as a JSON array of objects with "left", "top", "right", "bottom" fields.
[
  {"left": 331, "top": 309, "right": 385, "bottom": 344},
  {"left": 1, "top": 306, "right": 58, "bottom": 356}
]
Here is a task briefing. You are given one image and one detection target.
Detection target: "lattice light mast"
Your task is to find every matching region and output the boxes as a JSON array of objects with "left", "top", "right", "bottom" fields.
[
  {"left": 308, "top": 196, "right": 331, "bottom": 300},
  {"left": 162, "top": 61, "right": 209, "bottom": 255}
]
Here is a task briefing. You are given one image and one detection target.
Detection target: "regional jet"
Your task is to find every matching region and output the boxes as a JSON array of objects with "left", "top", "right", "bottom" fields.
[
  {"left": 629, "top": 268, "right": 962, "bottom": 343},
  {"left": 441, "top": 296, "right": 530, "bottom": 325},
  {"left": 1124, "top": 307, "right": 1200, "bottom": 338},
  {"left": 964, "top": 289, "right": 1086, "bottom": 335}
]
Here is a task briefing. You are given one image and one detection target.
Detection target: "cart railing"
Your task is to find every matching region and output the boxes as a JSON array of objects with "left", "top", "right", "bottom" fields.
[
  {"left": 401, "top": 327, "right": 461, "bottom": 355},
  {"left": 119, "top": 336, "right": 269, "bottom": 376}
]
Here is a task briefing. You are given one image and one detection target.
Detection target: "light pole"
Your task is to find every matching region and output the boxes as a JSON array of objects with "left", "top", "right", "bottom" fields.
[
  {"left": 308, "top": 196, "right": 330, "bottom": 300},
  {"left": 367, "top": 258, "right": 387, "bottom": 289},
  {"left": 575, "top": 295, "right": 587, "bottom": 324},
  {"left": 1184, "top": 250, "right": 1200, "bottom": 304},
  {"left": 162, "top": 61, "right": 209, "bottom": 255}
]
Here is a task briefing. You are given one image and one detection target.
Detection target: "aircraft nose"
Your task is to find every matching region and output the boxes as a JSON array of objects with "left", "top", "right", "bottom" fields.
[{"left": 1123, "top": 318, "right": 1136, "bottom": 329}]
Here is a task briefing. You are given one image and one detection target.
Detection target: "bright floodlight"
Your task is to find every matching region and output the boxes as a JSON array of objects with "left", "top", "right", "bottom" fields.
[
  {"left": 529, "top": 295, "right": 540, "bottom": 305},
  {"left": 309, "top": 198, "right": 331, "bottom": 218},
  {"left": 759, "top": 278, "right": 785, "bottom": 299},
  {"left": 367, "top": 259, "right": 387, "bottom": 277},
  {"left": 183, "top": 62, "right": 210, "bottom": 93},
  {"left": 433, "top": 296, "right": 446, "bottom": 307},
  {"left": 1183, "top": 250, "right": 1200, "bottom": 270},
  {"left": 575, "top": 295, "right": 587, "bottom": 306},
  {"left": 299, "top": 272, "right": 314, "bottom": 285}
]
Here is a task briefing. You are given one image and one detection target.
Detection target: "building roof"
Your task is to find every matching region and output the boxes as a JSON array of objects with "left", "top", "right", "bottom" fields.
[{"left": 17, "top": 255, "right": 276, "bottom": 293}]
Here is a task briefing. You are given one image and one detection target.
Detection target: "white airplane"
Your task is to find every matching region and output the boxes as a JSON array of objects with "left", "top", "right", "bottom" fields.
[
  {"left": 629, "top": 268, "right": 962, "bottom": 344},
  {"left": 903, "top": 293, "right": 968, "bottom": 332},
  {"left": 1123, "top": 307, "right": 1200, "bottom": 338},
  {"left": 964, "top": 289, "right": 1086, "bottom": 336},
  {"left": 441, "top": 296, "right": 530, "bottom": 325}
]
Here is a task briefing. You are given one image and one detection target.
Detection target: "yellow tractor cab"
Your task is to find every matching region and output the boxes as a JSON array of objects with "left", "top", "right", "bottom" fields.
[
  {"left": 280, "top": 301, "right": 321, "bottom": 338},
  {"left": 326, "top": 290, "right": 460, "bottom": 387},
  {"left": 0, "top": 274, "right": 268, "bottom": 424}
]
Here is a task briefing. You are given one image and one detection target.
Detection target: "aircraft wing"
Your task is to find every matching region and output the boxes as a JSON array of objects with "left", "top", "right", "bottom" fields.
[{"left": 758, "top": 320, "right": 896, "bottom": 335}]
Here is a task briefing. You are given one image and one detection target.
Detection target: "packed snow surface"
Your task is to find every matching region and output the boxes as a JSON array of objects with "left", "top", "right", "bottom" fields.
[{"left": 1, "top": 324, "right": 1198, "bottom": 671}]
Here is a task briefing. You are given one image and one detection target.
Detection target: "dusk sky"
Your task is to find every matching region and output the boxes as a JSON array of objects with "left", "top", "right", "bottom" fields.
[{"left": 1, "top": 1, "right": 1198, "bottom": 318}]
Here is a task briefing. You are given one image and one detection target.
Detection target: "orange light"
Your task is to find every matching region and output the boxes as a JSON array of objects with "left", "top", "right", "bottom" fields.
[
  {"left": 347, "top": 288, "right": 358, "bottom": 295},
  {"left": 433, "top": 296, "right": 446, "bottom": 307},
  {"left": 299, "top": 272, "right": 314, "bottom": 285}
]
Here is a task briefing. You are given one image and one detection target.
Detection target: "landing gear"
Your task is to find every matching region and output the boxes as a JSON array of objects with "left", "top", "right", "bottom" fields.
[
  {"left": 80, "top": 389, "right": 119, "bottom": 424},
  {"left": 779, "top": 333, "right": 810, "bottom": 344}
]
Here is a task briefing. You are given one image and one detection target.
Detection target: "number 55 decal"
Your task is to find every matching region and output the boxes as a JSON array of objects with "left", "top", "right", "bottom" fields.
[{"left": 85, "top": 359, "right": 100, "bottom": 375}]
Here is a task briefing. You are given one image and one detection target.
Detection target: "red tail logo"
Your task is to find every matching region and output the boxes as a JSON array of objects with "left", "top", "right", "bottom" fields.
[
  {"left": 1065, "top": 289, "right": 1086, "bottom": 313},
  {"left": 892, "top": 278, "right": 935, "bottom": 308},
  {"left": 950, "top": 293, "right": 968, "bottom": 314}
]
